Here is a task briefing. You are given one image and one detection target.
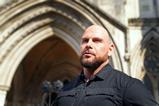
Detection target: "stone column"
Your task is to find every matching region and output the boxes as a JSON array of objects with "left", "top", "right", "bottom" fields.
[{"left": 0, "top": 90, "right": 7, "bottom": 106}]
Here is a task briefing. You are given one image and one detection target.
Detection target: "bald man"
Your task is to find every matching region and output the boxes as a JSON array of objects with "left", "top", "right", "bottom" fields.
[{"left": 53, "top": 25, "right": 158, "bottom": 106}]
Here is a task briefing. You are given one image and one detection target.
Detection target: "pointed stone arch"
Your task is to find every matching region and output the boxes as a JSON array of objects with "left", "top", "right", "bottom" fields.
[
  {"left": 130, "top": 27, "right": 159, "bottom": 101},
  {"left": 0, "top": 0, "right": 123, "bottom": 89},
  {"left": 131, "top": 27, "right": 159, "bottom": 79},
  {"left": 0, "top": 0, "right": 124, "bottom": 105},
  {"left": 142, "top": 28, "right": 159, "bottom": 77}
]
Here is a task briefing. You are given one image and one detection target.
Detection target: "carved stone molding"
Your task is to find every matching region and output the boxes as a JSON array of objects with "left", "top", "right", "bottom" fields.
[
  {"left": 142, "top": 28, "right": 159, "bottom": 78},
  {"left": 128, "top": 18, "right": 159, "bottom": 27},
  {"left": 0, "top": 0, "right": 88, "bottom": 64},
  {"left": 0, "top": 0, "right": 123, "bottom": 89},
  {"left": 131, "top": 28, "right": 159, "bottom": 79},
  {"left": 0, "top": 0, "right": 126, "bottom": 105}
]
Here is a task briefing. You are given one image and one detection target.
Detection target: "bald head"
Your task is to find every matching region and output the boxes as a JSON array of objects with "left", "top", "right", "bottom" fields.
[
  {"left": 84, "top": 25, "right": 109, "bottom": 34},
  {"left": 82, "top": 25, "right": 111, "bottom": 43}
]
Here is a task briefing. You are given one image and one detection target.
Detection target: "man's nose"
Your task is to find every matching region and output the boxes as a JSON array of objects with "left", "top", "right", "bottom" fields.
[{"left": 86, "top": 40, "right": 92, "bottom": 47}]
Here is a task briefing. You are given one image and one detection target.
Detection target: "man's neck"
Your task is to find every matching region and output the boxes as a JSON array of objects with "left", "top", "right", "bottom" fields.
[{"left": 83, "top": 60, "right": 109, "bottom": 79}]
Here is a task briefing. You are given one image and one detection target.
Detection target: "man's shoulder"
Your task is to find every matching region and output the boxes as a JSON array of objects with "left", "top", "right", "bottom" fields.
[
  {"left": 104, "top": 64, "right": 133, "bottom": 81},
  {"left": 111, "top": 69, "right": 131, "bottom": 79},
  {"left": 111, "top": 69, "right": 143, "bottom": 88},
  {"left": 113, "top": 69, "right": 136, "bottom": 80}
]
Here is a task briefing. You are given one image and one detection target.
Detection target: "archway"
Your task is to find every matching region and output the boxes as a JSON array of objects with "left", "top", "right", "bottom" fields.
[
  {"left": 6, "top": 36, "right": 80, "bottom": 105},
  {"left": 130, "top": 28, "right": 159, "bottom": 102},
  {"left": 0, "top": 0, "right": 123, "bottom": 105}
]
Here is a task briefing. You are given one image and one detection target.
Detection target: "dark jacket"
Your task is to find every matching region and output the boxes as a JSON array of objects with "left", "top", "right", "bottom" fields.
[{"left": 54, "top": 64, "right": 158, "bottom": 106}]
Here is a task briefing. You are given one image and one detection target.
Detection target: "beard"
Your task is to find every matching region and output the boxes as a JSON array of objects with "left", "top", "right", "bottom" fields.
[{"left": 80, "top": 56, "right": 104, "bottom": 72}]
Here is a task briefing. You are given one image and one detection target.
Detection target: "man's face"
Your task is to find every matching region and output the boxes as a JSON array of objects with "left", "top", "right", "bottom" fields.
[{"left": 80, "top": 26, "right": 113, "bottom": 69}]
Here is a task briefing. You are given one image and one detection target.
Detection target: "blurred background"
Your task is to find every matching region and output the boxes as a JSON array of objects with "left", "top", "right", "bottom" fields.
[{"left": 0, "top": 0, "right": 159, "bottom": 105}]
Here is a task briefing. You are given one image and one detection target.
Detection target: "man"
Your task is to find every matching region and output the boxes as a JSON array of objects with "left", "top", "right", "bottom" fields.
[{"left": 54, "top": 25, "right": 158, "bottom": 106}]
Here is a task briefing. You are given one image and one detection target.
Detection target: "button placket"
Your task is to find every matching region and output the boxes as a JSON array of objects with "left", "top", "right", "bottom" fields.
[{"left": 73, "top": 82, "right": 87, "bottom": 106}]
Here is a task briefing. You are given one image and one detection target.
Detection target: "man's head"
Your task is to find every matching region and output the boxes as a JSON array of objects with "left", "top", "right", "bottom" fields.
[{"left": 80, "top": 25, "right": 114, "bottom": 71}]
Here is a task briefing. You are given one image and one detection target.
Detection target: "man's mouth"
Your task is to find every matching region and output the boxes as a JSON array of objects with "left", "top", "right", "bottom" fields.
[
  {"left": 83, "top": 53, "right": 92, "bottom": 57},
  {"left": 83, "top": 51, "right": 95, "bottom": 56}
]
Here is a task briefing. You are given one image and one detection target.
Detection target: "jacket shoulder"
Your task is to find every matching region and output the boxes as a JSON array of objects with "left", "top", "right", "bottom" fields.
[{"left": 111, "top": 69, "right": 142, "bottom": 89}]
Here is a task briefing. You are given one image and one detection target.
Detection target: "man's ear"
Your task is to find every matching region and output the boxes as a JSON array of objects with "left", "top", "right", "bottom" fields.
[{"left": 108, "top": 43, "right": 115, "bottom": 56}]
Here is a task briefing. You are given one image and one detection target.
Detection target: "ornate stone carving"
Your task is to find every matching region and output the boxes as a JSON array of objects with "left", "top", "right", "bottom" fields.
[{"left": 0, "top": 0, "right": 88, "bottom": 63}]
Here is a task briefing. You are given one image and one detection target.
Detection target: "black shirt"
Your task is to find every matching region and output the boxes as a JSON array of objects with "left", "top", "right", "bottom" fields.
[{"left": 54, "top": 64, "right": 158, "bottom": 106}]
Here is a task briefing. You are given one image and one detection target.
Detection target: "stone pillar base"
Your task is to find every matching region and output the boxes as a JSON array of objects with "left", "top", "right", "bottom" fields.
[{"left": 0, "top": 90, "right": 7, "bottom": 106}]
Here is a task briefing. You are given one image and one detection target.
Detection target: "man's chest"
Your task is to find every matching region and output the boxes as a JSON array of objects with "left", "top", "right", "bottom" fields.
[{"left": 56, "top": 81, "right": 123, "bottom": 106}]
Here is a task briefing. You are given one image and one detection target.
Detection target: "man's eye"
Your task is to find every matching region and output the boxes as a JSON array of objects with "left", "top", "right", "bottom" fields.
[
  {"left": 93, "top": 39, "right": 102, "bottom": 42},
  {"left": 82, "top": 39, "right": 88, "bottom": 43}
]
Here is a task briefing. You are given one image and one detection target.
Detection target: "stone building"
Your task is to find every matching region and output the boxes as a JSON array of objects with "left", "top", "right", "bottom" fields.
[{"left": 0, "top": 0, "right": 158, "bottom": 105}]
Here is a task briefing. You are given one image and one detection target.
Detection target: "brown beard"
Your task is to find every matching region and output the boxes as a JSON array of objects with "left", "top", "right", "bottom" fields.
[{"left": 80, "top": 56, "right": 104, "bottom": 72}]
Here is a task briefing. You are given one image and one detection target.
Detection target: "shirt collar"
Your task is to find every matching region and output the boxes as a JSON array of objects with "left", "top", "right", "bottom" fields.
[
  {"left": 95, "top": 64, "right": 113, "bottom": 80},
  {"left": 79, "top": 71, "right": 85, "bottom": 80},
  {"left": 79, "top": 64, "right": 113, "bottom": 82}
]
